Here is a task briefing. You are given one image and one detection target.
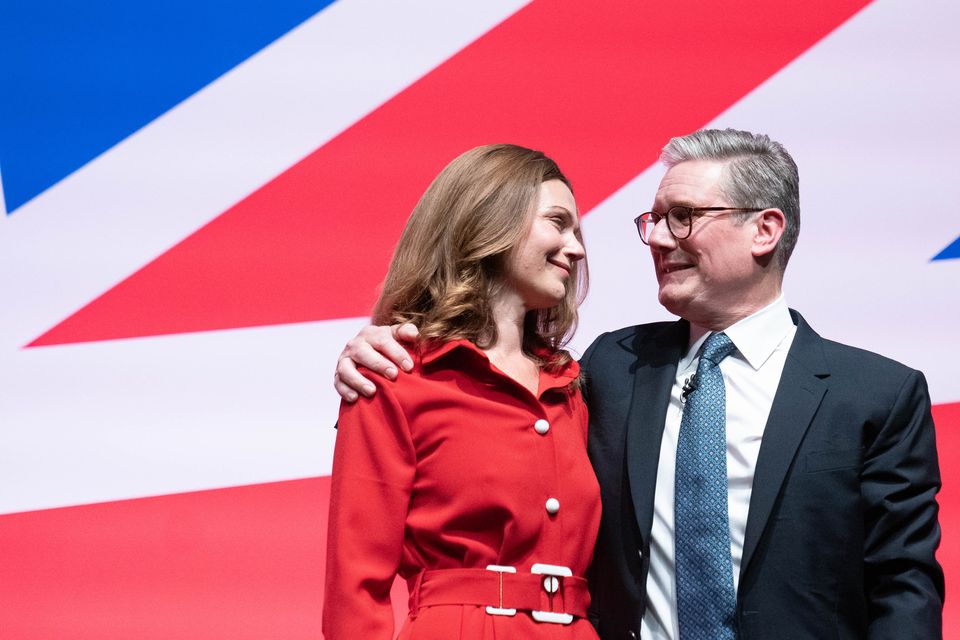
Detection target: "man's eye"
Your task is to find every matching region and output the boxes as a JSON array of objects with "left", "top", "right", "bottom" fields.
[{"left": 670, "top": 208, "right": 693, "bottom": 223}]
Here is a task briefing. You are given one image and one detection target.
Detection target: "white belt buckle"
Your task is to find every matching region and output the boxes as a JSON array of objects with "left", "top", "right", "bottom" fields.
[
  {"left": 530, "top": 563, "right": 574, "bottom": 624},
  {"left": 485, "top": 565, "right": 517, "bottom": 616}
]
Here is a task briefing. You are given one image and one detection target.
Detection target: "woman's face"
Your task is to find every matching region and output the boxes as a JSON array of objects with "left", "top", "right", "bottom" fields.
[{"left": 504, "top": 179, "right": 584, "bottom": 310}]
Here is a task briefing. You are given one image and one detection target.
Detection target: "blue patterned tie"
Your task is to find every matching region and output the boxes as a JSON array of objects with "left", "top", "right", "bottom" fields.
[{"left": 675, "top": 331, "right": 738, "bottom": 640}]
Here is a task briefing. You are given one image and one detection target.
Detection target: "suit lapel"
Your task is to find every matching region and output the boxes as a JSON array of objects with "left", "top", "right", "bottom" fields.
[
  {"left": 740, "top": 311, "right": 829, "bottom": 576},
  {"left": 625, "top": 320, "right": 687, "bottom": 544}
]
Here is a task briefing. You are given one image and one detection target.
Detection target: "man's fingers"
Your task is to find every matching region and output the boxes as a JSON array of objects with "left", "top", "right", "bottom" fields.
[
  {"left": 344, "top": 334, "right": 402, "bottom": 378},
  {"left": 389, "top": 323, "right": 418, "bottom": 371},
  {"left": 333, "top": 324, "right": 416, "bottom": 401},
  {"left": 334, "top": 352, "right": 378, "bottom": 398},
  {"left": 333, "top": 372, "right": 360, "bottom": 403},
  {"left": 350, "top": 325, "right": 413, "bottom": 373},
  {"left": 393, "top": 322, "right": 420, "bottom": 340}
]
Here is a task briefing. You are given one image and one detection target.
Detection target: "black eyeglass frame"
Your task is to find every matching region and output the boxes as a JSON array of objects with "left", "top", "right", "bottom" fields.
[{"left": 633, "top": 206, "right": 766, "bottom": 244}]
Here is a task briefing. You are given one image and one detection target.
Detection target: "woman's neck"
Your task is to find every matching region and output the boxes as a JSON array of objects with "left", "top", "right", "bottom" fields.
[{"left": 484, "top": 291, "right": 539, "bottom": 396}]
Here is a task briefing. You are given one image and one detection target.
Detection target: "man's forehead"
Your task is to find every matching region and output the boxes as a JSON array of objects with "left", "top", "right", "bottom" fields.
[{"left": 653, "top": 159, "right": 728, "bottom": 205}]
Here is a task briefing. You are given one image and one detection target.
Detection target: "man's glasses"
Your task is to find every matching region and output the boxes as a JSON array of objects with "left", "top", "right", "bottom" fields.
[{"left": 633, "top": 206, "right": 765, "bottom": 245}]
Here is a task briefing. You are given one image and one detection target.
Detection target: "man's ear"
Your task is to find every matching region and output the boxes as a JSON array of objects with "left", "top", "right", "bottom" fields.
[{"left": 751, "top": 208, "right": 786, "bottom": 259}]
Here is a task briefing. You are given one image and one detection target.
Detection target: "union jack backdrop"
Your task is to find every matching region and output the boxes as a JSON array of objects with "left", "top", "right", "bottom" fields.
[{"left": 2, "top": 1, "right": 958, "bottom": 638}]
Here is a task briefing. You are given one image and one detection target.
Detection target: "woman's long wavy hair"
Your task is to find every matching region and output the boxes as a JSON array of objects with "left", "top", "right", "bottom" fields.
[{"left": 371, "top": 144, "right": 588, "bottom": 373}]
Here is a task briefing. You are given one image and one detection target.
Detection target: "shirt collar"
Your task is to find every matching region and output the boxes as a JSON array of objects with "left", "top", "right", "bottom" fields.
[
  {"left": 420, "top": 338, "right": 580, "bottom": 391},
  {"left": 420, "top": 338, "right": 475, "bottom": 365},
  {"left": 681, "top": 295, "right": 794, "bottom": 371}
]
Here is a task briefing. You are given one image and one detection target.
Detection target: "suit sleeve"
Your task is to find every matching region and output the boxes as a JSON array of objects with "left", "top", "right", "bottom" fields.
[
  {"left": 862, "top": 369, "right": 944, "bottom": 638},
  {"left": 578, "top": 332, "right": 605, "bottom": 632},
  {"left": 322, "top": 380, "right": 416, "bottom": 640},
  {"left": 578, "top": 331, "right": 606, "bottom": 412}
]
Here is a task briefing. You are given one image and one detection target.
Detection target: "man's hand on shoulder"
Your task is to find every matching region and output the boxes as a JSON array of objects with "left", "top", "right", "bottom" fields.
[{"left": 334, "top": 323, "right": 419, "bottom": 402}]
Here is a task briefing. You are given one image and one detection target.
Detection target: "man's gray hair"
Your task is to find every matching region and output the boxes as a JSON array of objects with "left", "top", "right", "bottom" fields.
[{"left": 661, "top": 128, "right": 800, "bottom": 270}]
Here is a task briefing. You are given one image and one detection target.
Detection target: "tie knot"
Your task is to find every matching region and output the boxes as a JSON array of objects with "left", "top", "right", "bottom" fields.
[{"left": 700, "top": 332, "right": 736, "bottom": 366}]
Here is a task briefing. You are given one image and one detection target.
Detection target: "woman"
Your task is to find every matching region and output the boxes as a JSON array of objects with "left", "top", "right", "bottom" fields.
[{"left": 323, "top": 144, "right": 600, "bottom": 639}]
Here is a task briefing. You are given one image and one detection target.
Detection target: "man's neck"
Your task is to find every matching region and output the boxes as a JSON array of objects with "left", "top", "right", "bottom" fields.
[{"left": 690, "top": 281, "right": 783, "bottom": 331}]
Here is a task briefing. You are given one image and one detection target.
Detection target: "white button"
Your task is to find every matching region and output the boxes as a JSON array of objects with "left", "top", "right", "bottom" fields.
[
  {"left": 545, "top": 498, "right": 560, "bottom": 514},
  {"left": 543, "top": 576, "right": 560, "bottom": 593},
  {"left": 534, "top": 419, "right": 550, "bottom": 435}
]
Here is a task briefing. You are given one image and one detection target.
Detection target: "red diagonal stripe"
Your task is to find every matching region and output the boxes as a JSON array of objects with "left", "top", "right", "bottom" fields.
[
  {"left": 0, "top": 478, "right": 331, "bottom": 640},
  {"left": 30, "top": 0, "right": 872, "bottom": 346},
  {"left": 935, "top": 401, "right": 960, "bottom": 635},
  {"left": 0, "top": 476, "right": 404, "bottom": 640}
]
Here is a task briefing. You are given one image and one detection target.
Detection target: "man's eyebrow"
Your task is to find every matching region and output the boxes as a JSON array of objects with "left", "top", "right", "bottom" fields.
[{"left": 651, "top": 200, "right": 696, "bottom": 211}]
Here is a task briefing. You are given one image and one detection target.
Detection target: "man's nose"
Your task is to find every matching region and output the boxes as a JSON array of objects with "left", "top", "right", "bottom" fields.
[{"left": 647, "top": 216, "right": 676, "bottom": 250}]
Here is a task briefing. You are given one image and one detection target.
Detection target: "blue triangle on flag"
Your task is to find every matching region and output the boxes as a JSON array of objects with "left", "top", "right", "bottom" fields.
[
  {"left": 0, "top": 0, "right": 337, "bottom": 214},
  {"left": 932, "top": 236, "right": 960, "bottom": 261}
]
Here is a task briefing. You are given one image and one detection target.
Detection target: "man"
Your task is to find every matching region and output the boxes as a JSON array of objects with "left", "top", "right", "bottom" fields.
[{"left": 332, "top": 129, "right": 944, "bottom": 639}]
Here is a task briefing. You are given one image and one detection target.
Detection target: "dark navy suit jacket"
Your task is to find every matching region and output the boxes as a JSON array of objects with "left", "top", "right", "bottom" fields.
[{"left": 581, "top": 311, "right": 943, "bottom": 640}]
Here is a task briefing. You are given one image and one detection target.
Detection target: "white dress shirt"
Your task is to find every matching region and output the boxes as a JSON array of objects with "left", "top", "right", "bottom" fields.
[{"left": 640, "top": 296, "right": 797, "bottom": 639}]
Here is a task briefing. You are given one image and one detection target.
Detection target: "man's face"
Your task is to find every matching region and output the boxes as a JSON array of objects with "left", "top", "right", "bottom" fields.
[{"left": 647, "top": 159, "right": 765, "bottom": 329}]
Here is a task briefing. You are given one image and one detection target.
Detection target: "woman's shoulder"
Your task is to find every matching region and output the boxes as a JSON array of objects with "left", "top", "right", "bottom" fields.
[{"left": 348, "top": 339, "right": 468, "bottom": 402}]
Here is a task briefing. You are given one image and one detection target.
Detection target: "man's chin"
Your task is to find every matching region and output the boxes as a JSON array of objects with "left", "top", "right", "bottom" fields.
[{"left": 657, "top": 289, "right": 687, "bottom": 318}]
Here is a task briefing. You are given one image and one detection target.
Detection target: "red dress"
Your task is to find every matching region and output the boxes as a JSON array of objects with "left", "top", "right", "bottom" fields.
[{"left": 323, "top": 339, "right": 602, "bottom": 639}]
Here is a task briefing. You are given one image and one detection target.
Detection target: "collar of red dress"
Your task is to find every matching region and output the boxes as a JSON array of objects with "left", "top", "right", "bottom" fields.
[{"left": 419, "top": 338, "right": 580, "bottom": 391}]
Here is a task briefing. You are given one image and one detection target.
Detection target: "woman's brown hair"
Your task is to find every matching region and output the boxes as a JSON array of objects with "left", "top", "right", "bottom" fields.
[{"left": 371, "top": 144, "right": 588, "bottom": 372}]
